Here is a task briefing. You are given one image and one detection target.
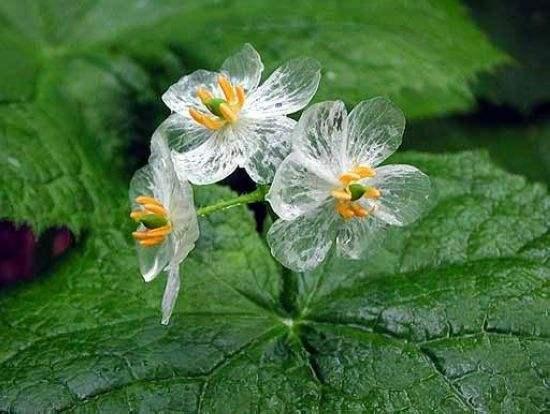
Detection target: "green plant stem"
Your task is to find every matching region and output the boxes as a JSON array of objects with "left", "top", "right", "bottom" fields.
[{"left": 196, "top": 185, "right": 269, "bottom": 217}]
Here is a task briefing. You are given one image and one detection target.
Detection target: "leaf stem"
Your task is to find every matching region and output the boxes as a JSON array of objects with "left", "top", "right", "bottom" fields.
[{"left": 196, "top": 185, "right": 269, "bottom": 217}]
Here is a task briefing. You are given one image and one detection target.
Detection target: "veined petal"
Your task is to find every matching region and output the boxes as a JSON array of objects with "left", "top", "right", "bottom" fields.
[
  {"left": 245, "top": 57, "right": 320, "bottom": 117},
  {"left": 162, "top": 69, "right": 219, "bottom": 115},
  {"left": 171, "top": 129, "right": 240, "bottom": 185},
  {"left": 221, "top": 43, "right": 264, "bottom": 92},
  {"left": 267, "top": 152, "right": 335, "bottom": 220},
  {"left": 235, "top": 115, "right": 295, "bottom": 184},
  {"left": 167, "top": 174, "right": 199, "bottom": 265},
  {"left": 370, "top": 164, "right": 431, "bottom": 226},
  {"left": 346, "top": 97, "right": 405, "bottom": 168},
  {"left": 267, "top": 203, "right": 339, "bottom": 272},
  {"left": 292, "top": 101, "right": 348, "bottom": 177},
  {"left": 336, "top": 216, "right": 387, "bottom": 259},
  {"left": 156, "top": 113, "right": 213, "bottom": 153},
  {"left": 161, "top": 264, "right": 181, "bottom": 325}
]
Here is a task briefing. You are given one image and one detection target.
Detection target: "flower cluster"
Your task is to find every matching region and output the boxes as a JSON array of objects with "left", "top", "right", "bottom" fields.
[{"left": 130, "top": 44, "right": 431, "bottom": 323}]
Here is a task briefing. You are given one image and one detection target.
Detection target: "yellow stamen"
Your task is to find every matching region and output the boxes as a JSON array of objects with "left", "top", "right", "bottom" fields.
[
  {"left": 236, "top": 85, "right": 246, "bottom": 108},
  {"left": 354, "top": 165, "right": 376, "bottom": 178},
  {"left": 350, "top": 203, "right": 369, "bottom": 217},
  {"left": 336, "top": 201, "right": 355, "bottom": 219},
  {"left": 132, "top": 231, "right": 162, "bottom": 241},
  {"left": 189, "top": 108, "right": 226, "bottom": 130},
  {"left": 331, "top": 189, "right": 352, "bottom": 201},
  {"left": 143, "top": 203, "right": 167, "bottom": 216},
  {"left": 146, "top": 225, "right": 172, "bottom": 237},
  {"left": 135, "top": 196, "right": 163, "bottom": 207},
  {"left": 218, "top": 75, "right": 235, "bottom": 103},
  {"left": 130, "top": 210, "right": 147, "bottom": 221},
  {"left": 339, "top": 172, "right": 361, "bottom": 186},
  {"left": 139, "top": 237, "right": 166, "bottom": 247},
  {"left": 197, "top": 87, "right": 214, "bottom": 104},
  {"left": 364, "top": 187, "right": 381, "bottom": 199},
  {"left": 219, "top": 103, "right": 238, "bottom": 123}
]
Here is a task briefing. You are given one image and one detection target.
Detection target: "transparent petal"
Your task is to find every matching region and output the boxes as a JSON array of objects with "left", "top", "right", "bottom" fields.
[
  {"left": 234, "top": 115, "right": 295, "bottom": 184},
  {"left": 346, "top": 97, "right": 405, "bottom": 168},
  {"left": 292, "top": 100, "right": 349, "bottom": 177},
  {"left": 161, "top": 69, "right": 219, "bottom": 115},
  {"left": 128, "top": 164, "right": 170, "bottom": 282},
  {"left": 156, "top": 113, "right": 213, "bottom": 153},
  {"left": 220, "top": 43, "right": 264, "bottom": 93},
  {"left": 336, "top": 216, "right": 388, "bottom": 259},
  {"left": 171, "top": 128, "right": 241, "bottom": 185},
  {"left": 370, "top": 164, "right": 431, "bottom": 226},
  {"left": 161, "top": 264, "right": 180, "bottom": 325},
  {"left": 266, "top": 152, "right": 335, "bottom": 220},
  {"left": 168, "top": 175, "right": 200, "bottom": 265},
  {"left": 244, "top": 57, "right": 320, "bottom": 117},
  {"left": 267, "top": 203, "right": 339, "bottom": 272}
]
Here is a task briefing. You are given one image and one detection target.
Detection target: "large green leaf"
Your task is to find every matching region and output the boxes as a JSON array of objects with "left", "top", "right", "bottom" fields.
[
  {"left": 1, "top": 151, "right": 548, "bottom": 412},
  {"left": 124, "top": 0, "right": 507, "bottom": 119},
  {"left": 403, "top": 119, "right": 550, "bottom": 184}
]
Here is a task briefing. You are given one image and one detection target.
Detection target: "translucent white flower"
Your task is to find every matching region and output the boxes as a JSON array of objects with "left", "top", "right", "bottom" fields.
[
  {"left": 266, "top": 98, "right": 431, "bottom": 272},
  {"left": 129, "top": 133, "right": 199, "bottom": 324},
  {"left": 160, "top": 43, "right": 321, "bottom": 185}
]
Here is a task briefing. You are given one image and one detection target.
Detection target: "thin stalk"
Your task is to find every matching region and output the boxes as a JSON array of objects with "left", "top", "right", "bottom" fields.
[{"left": 196, "top": 185, "right": 269, "bottom": 217}]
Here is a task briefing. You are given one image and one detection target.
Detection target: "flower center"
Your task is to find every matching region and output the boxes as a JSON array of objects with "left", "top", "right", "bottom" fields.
[
  {"left": 130, "top": 196, "right": 172, "bottom": 247},
  {"left": 330, "top": 165, "right": 381, "bottom": 219},
  {"left": 189, "top": 75, "right": 246, "bottom": 130}
]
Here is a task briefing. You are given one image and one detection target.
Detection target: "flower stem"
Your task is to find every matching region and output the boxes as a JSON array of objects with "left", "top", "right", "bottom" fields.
[{"left": 196, "top": 185, "right": 269, "bottom": 217}]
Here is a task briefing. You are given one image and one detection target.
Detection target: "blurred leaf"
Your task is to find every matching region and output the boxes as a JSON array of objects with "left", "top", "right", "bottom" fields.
[
  {"left": 403, "top": 120, "right": 550, "bottom": 184},
  {"left": 0, "top": 1, "right": 189, "bottom": 232},
  {"left": 465, "top": 0, "right": 550, "bottom": 112},
  {"left": 131, "top": 0, "right": 506, "bottom": 119},
  {"left": 1, "top": 152, "right": 548, "bottom": 412}
]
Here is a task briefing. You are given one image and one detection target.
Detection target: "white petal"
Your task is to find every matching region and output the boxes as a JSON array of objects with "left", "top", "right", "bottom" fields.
[
  {"left": 346, "top": 97, "right": 405, "bottom": 167},
  {"left": 162, "top": 69, "right": 219, "bottom": 115},
  {"left": 220, "top": 43, "right": 264, "bottom": 93},
  {"left": 161, "top": 264, "right": 181, "bottom": 325},
  {"left": 292, "top": 100, "right": 348, "bottom": 177},
  {"left": 167, "top": 180, "right": 199, "bottom": 266},
  {"left": 244, "top": 57, "right": 320, "bottom": 117},
  {"left": 156, "top": 113, "right": 213, "bottom": 153},
  {"left": 233, "top": 115, "right": 295, "bottom": 184},
  {"left": 171, "top": 129, "right": 240, "bottom": 185},
  {"left": 266, "top": 152, "right": 335, "bottom": 220},
  {"left": 267, "top": 203, "right": 339, "bottom": 272},
  {"left": 336, "top": 216, "right": 387, "bottom": 259},
  {"left": 129, "top": 164, "right": 171, "bottom": 282},
  {"left": 370, "top": 164, "right": 431, "bottom": 226}
]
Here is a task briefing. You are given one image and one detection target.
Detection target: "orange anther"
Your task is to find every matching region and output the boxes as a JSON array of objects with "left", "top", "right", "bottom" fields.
[
  {"left": 218, "top": 75, "right": 235, "bottom": 103},
  {"left": 139, "top": 237, "right": 166, "bottom": 247},
  {"left": 354, "top": 165, "right": 376, "bottom": 178},
  {"left": 350, "top": 203, "right": 369, "bottom": 217},
  {"left": 339, "top": 172, "right": 361, "bottom": 186},
  {"left": 197, "top": 87, "right": 213, "bottom": 103},
  {"left": 189, "top": 108, "right": 226, "bottom": 130},
  {"left": 331, "top": 189, "right": 351, "bottom": 201},
  {"left": 143, "top": 203, "right": 167, "bottom": 216},
  {"left": 219, "top": 103, "right": 238, "bottom": 123},
  {"left": 364, "top": 187, "right": 381, "bottom": 199},
  {"left": 135, "top": 196, "right": 162, "bottom": 207},
  {"left": 236, "top": 85, "right": 246, "bottom": 108}
]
